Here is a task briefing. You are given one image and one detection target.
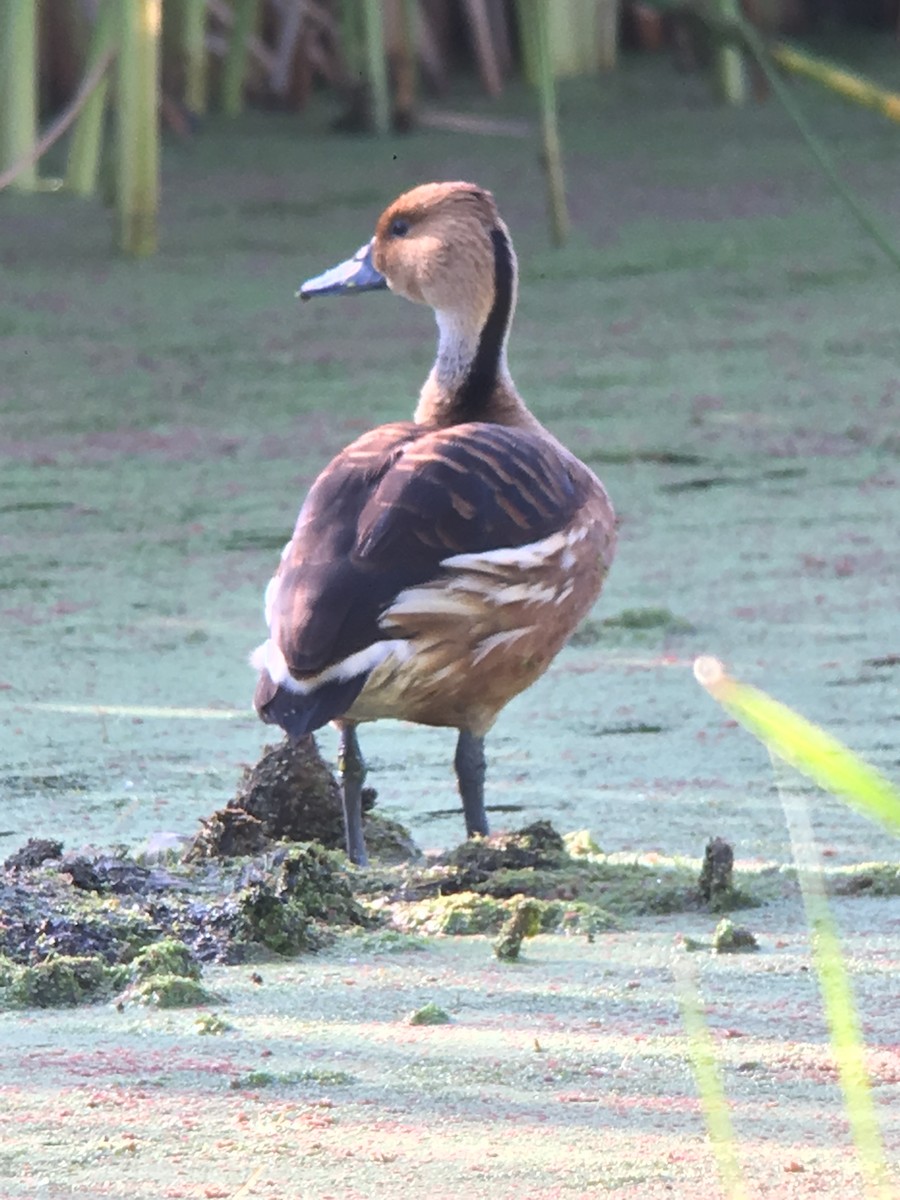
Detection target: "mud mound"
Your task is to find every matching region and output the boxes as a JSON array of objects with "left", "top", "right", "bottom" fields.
[
  {"left": 186, "top": 737, "right": 419, "bottom": 864},
  {"left": 0, "top": 842, "right": 372, "bottom": 1008}
]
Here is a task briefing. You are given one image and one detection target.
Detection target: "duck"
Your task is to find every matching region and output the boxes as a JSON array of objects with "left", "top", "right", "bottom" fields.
[{"left": 252, "top": 182, "right": 616, "bottom": 866}]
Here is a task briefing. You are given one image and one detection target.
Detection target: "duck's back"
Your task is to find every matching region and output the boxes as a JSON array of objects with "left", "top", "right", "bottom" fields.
[{"left": 254, "top": 418, "right": 615, "bottom": 737}]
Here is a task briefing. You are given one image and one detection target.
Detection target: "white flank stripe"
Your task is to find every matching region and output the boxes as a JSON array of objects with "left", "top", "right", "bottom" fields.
[
  {"left": 492, "top": 582, "right": 557, "bottom": 606},
  {"left": 251, "top": 637, "right": 412, "bottom": 694},
  {"left": 471, "top": 626, "right": 535, "bottom": 666},
  {"left": 385, "top": 586, "right": 479, "bottom": 619},
  {"left": 442, "top": 529, "right": 569, "bottom": 572},
  {"left": 554, "top": 579, "right": 576, "bottom": 604}
]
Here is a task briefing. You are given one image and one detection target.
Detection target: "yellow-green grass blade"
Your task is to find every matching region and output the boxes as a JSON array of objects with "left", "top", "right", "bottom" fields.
[
  {"left": 673, "top": 957, "right": 749, "bottom": 1200},
  {"left": 693, "top": 656, "right": 900, "bottom": 836},
  {"left": 695, "top": 656, "right": 896, "bottom": 1196}
]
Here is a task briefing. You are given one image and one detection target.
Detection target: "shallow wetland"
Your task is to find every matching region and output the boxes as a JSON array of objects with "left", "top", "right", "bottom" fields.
[{"left": 1, "top": 42, "right": 899, "bottom": 1199}]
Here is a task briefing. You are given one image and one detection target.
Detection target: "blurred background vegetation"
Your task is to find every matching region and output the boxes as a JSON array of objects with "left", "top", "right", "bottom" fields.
[{"left": 2, "top": 0, "right": 899, "bottom": 255}]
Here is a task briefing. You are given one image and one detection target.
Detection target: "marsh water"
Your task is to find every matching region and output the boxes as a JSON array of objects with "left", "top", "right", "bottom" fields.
[{"left": 1, "top": 44, "right": 899, "bottom": 1198}]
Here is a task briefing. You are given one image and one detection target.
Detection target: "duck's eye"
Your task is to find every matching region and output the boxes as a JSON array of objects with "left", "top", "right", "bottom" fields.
[{"left": 390, "top": 218, "right": 410, "bottom": 238}]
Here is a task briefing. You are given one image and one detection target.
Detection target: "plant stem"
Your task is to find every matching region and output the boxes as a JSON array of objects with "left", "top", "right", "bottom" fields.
[
  {"left": 221, "top": 0, "right": 257, "bottom": 117},
  {"left": 530, "top": 0, "right": 569, "bottom": 245},
  {"left": 66, "top": 0, "right": 118, "bottom": 197},
  {"left": 710, "top": 0, "right": 746, "bottom": 105},
  {"left": 182, "top": 0, "right": 208, "bottom": 116},
  {"left": 361, "top": 0, "right": 390, "bottom": 134},
  {"left": 0, "top": 0, "right": 38, "bottom": 191},
  {"left": 117, "top": 0, "right": 161, "bottom": 256}
]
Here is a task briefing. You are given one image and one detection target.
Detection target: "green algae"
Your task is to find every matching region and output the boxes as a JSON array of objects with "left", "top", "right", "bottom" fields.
[
  {"left": 195, "top": 1011, "right": 232, "bottom": 1034},
  {"left": 569, "top": 607, "right": 696, "bottom": 647},
  {"left": 408, "top": 1002, "right": 451, "bottom": 1026},
  {"left": 713, "top": 919, "right": 760, "bottom": 954},
  {"left": 493, "top": 899, "right": 543, "bottom": 961},
  {"left": 233, "top": 844, "right": 372, "bottom": 956},
  {"left": 123, "top": 973, "right": 221, "bottom": 1008},
  {"left": 0, "top": 954, "right": 128, "bottom": 1008},
  {"left": 230, "top": 1067, "right": 355, "bottom": 1089},
  {"left": 130, "top": 938, "right": 200, "bottom": 981}
]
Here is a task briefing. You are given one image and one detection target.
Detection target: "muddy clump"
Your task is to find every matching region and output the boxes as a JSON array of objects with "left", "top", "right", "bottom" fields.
[
  {"left": 493, "top": 898, "right": 543, "bottom": 961},
  {"left": 188, "top": 737, "right": 347, "bottom": 859},
  {"left": 186, "top": 737, "right": 419, "bottom": 864},
  {"left": 698, "top": 836, "right": 736, "bottom": 908},
  {"left": 0, "top": 840, "right": 373, "bottom": 1009},
  {"left": 4, "top": 838, "right": 64, "bottom": 870},
  {"left": 443, "top": 821, "right": 567, "bottom": 881},
  {"left": 233, "top": 845, "right": 373, "bottom": 955},
  {"left": 370, "top": 823, "right": 763, "bottom": 935}
]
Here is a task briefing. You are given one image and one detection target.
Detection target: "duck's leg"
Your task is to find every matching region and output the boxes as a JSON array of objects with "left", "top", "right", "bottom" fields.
[
  {"left": 455, "top": 729, "right": 488, "bottom": 838},
  {"left": 337, "top": 721, "right": 368, "bottom": 867}
]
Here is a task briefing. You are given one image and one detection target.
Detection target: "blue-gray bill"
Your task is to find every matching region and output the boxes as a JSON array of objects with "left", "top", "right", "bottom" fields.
[{"left": 297, "top": 240, "right": 387, "bottom": 300}]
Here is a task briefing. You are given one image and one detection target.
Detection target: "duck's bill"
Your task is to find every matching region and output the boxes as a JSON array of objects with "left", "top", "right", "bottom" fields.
[{"left": 297, "top": 241, "right": 387, "bottom": 300}]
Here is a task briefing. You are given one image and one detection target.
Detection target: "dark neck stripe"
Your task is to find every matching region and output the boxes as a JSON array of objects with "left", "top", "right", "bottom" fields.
[{"left": 454, "top": 227, "right": 514, "bottom": 420}]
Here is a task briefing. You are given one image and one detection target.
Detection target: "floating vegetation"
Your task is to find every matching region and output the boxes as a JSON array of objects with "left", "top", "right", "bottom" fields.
[
  {"left": 1, "top": 810, "right": 769, "bottom": 1009},
  {"left": 230, "top": 1068, "right": 355, "bottom": 1089},
  {"left": 120, "top": 973, "right": 221, "bottom": 1009},
  {"left": 408, "top": 1002, "right": 451, "bottom": 1026},
  {"left": 713, "top": 919, "right": 760, "bottom": 954},
  {"left": 493, "top": 898, "right": 543, "bottom": 961},
  {"left": 570, "top": 606, "right": 695, "bottom": 646},
  {"left": 0, "top": 840, "right": 373, "bottom": 1010},
  {"left": 195, "top": 1011, "right": 232, "bottom": 1035}
]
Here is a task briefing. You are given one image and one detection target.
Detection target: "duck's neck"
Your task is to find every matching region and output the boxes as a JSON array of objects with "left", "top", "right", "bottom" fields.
[{"left": 414, "top": 228, "right": 537, "bottom": 430}]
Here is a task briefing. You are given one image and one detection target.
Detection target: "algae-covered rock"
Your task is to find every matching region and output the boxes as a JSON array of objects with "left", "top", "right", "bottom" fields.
[
  {"left": 699, "top": 837, "right": 740, "bottom": 911},
  {"left": 713, "top": 918, "right": 759, "bottom": 954},
  {"left": 408, "top": 1002, "right": 450, "bottom": 1026},
  {"left": 123, "top": 973, "right": 220, "bottom": 1008},
  {"left": 493, "top": 899, "right": 543, "bottom": 961},
  {"left": 234, "top": 844, "right": 373, "bottom": 955},
  {"left": 0, "top": 954, "right": 127, "bottom": 1008},
  {"left": 444, "top": 821, "right": 567, "bottom": 881},
  {"left": 187, "top": 738, "right": 348, "bottom": 859},
  {"left": 829, "top": 862, "right": 900, "bottom": 897},
  {"left": 196, "top": 1011, "right": 232, "bottom": 1035},
  {"left": 186, "top": 738, "right": 420, "bottom": 863},
  {"left": 131, "top": 938, "right": 200, "bottom": 981},
  {"left": 363, "top": 814, "right": 422, "bottom": 865},
  {"left": 4, "top": 838, "right": 63, "bottom": 870}
]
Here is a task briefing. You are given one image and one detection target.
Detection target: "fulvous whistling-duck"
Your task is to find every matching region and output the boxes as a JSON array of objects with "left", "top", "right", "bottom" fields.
[{"left": 252, "top": 182, "right": 616, "bottom": 865}]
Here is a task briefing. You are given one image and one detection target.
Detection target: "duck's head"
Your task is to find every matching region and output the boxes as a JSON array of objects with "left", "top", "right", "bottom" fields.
[{"left": 299, "top": 182, "right": 513, "bottom": 330}]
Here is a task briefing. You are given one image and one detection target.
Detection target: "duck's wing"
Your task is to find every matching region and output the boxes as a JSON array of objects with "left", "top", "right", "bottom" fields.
[{"left": 253, "top": 420, "right": 600, "bottom": 737}]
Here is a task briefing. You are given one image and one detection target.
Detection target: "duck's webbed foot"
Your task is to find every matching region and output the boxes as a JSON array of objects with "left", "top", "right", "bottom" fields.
[{"left": 455, "top": 729, "right": 488, "bottom": 838}]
